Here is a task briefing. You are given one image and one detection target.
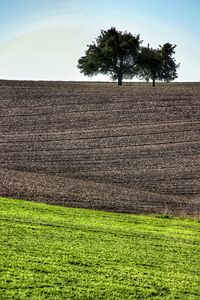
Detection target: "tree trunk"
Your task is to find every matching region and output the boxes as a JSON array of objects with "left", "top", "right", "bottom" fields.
[
  {"left": 152, "top": 77, "right": 155, "bottom": 87},
  {"left": 118, "top": 73, "right": 123, "bottom": 86}
]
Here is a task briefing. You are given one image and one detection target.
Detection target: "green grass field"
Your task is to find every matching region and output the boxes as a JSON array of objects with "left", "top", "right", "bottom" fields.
[{"left": 0, "top": 197, "right": 200, "bottom": 299}]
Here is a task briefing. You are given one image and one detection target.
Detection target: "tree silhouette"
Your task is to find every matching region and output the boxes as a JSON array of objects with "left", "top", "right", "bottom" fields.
[
  {"left": 137, "top": 44, "right": 179, "bottom": 86},
  {"left": 77, "top": 27, "right": 141, "bottom": 86}
]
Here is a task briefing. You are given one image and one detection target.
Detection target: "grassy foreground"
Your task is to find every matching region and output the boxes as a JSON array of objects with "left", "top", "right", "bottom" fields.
[{"left": 0, "top": 197, "right": 200, "bottom": 299}]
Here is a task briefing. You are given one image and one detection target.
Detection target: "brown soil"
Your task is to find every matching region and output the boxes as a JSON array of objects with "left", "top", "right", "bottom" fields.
[{"left": 1, "top": 80, "right": 200, "bottom": 215}]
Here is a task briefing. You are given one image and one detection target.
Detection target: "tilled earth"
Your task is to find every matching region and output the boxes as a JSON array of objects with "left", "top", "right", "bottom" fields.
[{"left": 0, "top": 80, "right": 200, "bottom": 215}]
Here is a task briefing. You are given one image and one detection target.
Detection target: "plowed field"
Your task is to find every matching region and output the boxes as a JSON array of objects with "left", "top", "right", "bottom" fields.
[{"left": 1, "top": 80, "right": 200, "bottom": 215}]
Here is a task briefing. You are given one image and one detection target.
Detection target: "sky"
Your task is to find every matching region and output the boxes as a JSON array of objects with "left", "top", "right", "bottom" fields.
[{"left": 0, "top": 0, "right": 200, "bottom": 82}]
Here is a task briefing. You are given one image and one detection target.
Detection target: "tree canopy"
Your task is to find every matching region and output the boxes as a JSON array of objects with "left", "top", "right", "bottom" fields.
[
  {"left": 77, "top": 27, "right": 141, "bottom": 86},
  {"left": 160, "top": 43, "right": 180, "bottom": 83},
  {"left": 77, "top": 28, "right": 179, "bottom": 86},
  {"left": 137, "top": 43, "right": 179, "bottom": 86}
]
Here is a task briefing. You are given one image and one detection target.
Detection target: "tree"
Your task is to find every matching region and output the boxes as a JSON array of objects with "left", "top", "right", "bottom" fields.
[
  {"left": 137, "top": 45, "right": 162, "bottom": 87},
  {"left": 160, "top": 43, "right": 180, "bottom": 82},
  {"left": 77, "top": 27, "right": 141, "bottom": 86},
  {"left": 137, "top": 43, "right": 179, "bottom": 87}
]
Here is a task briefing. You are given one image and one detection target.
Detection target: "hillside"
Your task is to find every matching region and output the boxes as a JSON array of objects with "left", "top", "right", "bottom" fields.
[
  {"left": 1, "top": 197, "right": 200, "bottom": 299},
  {"left": 0, "top": 80, "right": 200, "bottom": 215}
]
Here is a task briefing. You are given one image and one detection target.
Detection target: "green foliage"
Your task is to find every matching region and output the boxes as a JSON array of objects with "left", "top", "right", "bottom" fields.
[
  {"left": 1, "top": 197, "right": 199, "bottom": 299},
  {"left": 77, "top": 27, "right": 141, "bottom": 85},
  {"left": 137, "top": 46, "right": 162, "bottom": 86},
  {"left": 160, "top": 43, "right": 180, "bottom": 82},
  {"left": 78, "top": 27, "right": 179, "bottom": 86},
  {"left": 137, "top": 43, "right": 179, "bottom": 86}
]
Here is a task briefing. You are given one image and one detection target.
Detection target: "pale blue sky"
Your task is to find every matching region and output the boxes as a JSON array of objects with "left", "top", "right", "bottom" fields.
[{"left": 0, "top": 0, "right": 200, "bottom": 81}]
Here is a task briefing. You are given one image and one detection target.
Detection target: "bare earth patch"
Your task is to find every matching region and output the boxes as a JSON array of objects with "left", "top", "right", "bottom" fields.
[{"left": 0, "top": 80, "right": 200, "bottom": 215}]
